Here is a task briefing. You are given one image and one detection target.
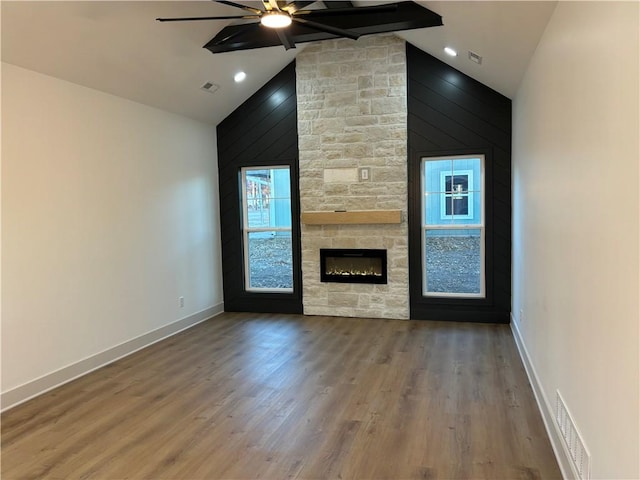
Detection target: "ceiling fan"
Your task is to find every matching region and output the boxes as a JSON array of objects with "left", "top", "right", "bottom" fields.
[{"left": 156, "top": 1, "right": 443, "bottom": 54}]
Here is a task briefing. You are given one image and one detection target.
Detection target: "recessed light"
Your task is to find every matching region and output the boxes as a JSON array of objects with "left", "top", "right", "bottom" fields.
[
  {"left": 444, "top": 47, "right": 458, "bottom": 57},
  {"left": 234, "top": 71, "right": 246, "bottom": 83}
]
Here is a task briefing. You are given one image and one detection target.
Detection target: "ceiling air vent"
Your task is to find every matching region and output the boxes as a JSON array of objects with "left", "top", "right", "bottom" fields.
[
  {"left": 200, "top": 82, "right": 220, "bottom": 94},
  {"left": 468, "top": 51, "right": 482, "bottom": 65}
]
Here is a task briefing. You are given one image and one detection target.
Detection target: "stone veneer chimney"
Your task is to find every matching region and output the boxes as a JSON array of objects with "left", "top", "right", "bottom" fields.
[{"left": 296, "top": 34, "right": 409, "bottom": 319}]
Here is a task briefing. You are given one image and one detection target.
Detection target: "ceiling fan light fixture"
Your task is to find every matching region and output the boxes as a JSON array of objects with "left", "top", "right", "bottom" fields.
[{"left": 260, "top": 11, "right": 292, "bottom": 29}]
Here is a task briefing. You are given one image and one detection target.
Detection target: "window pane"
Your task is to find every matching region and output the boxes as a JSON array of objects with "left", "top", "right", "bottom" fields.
[
  {"left": 245, "top": 168, "right": 291, "bottom": 229},
  {"left": 270, "top": 198, "right": 292, "bottom": 228},
  {"left": 424, "top": 191, "right": 443, "bottom": 225},
  {"left": 424, "top": 229, "right": 482, "bottom": 295},
  {"left": 247, "top": 231, "right": 293, "bottom": 290},
  {"left": 242, "top": 166, "right": 293, "bottom": 293},
  {"left": 424, "top": 159, "right": 451, "bottom": 193},
  {"left": 453, "top": 158, "right": 481, "bottom": 191}
]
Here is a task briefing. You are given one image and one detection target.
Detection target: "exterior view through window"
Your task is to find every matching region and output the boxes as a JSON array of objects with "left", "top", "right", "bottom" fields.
[
  {"left": 421, "top": 155, "right": 485, "bottom": 297},
  {"left": 241, "top": 167, "right": 293, "bottom": 292}
]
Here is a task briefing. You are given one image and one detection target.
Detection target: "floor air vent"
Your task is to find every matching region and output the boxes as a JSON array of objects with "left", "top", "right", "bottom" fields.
[{"left": 556, "top": 390, "right": 591, "bottom": 480}]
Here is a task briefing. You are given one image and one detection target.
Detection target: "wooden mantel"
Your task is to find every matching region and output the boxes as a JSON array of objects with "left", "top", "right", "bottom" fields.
[{"left": 301, "top": 210, "right": 402, "bottom": 225}]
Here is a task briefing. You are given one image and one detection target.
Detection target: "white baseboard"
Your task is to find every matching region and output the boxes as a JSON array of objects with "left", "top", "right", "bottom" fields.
[
  {"left": 510, "top": 314, "right": 575, "bottom": 480},
  {"left": 1, "top": 303, "right": 224, "bottom": 412}
]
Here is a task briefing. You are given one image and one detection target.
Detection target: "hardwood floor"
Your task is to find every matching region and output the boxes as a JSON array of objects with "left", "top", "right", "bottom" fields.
[{"left": 1, "top": 313, "right": 561, "bottom": 479}]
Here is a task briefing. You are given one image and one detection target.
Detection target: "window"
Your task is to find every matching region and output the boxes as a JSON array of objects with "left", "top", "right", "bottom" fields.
[
  {"left": 241, "top": 167, "right": 293, "bottom": 292},
  {"left": 422, "top": 155, "right": 485, "bottom": 297}
]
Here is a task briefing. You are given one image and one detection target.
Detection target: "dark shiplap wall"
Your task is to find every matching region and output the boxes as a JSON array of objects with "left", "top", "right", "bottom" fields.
[
  {"left": 407, "top": 43, "right": 512, "bottom": 323},
  {"left": 217, "top": 46, "right": 512, "bottom": 322},
  {"left": 217, "top": 62, "right": 302, "bottom": 313}
]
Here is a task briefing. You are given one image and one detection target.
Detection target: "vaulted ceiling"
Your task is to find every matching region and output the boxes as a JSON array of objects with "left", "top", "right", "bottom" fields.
[{"left": 1, "top": 1, "right": 556, "bottom": 126}]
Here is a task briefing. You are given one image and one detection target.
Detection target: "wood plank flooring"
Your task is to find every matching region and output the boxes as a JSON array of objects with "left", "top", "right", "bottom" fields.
[{"left": 1, "top": 313, "right": 562, "bottom": 479}]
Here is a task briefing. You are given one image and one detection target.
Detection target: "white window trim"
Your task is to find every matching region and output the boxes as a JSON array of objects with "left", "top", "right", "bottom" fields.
[
  {"left": 421, "top": 155, "right": 485, "bottom": 299},
  {"left": 241, "top": 166, "right": 293, "bottom": 293},
  {"left": 440, "top": 169, "right": 474, "bottom": 220}
]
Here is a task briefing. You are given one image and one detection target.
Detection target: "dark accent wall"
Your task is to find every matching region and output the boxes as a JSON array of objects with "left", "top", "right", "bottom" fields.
[
  {"left": 407, "top": 43, "right": 512, "bottom": 323},
  {"left": 217, "top": 62, "right": 302, "bottom": 314}
]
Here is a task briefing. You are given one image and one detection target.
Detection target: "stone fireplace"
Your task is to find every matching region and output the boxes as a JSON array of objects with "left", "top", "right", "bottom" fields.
[{"left": 296, "top": 34, "right": 409, "bottom": 319}]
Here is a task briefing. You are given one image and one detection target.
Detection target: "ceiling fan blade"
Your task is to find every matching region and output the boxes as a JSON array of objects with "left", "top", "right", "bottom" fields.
[
  {"left": 210, "top": 23, "right": 258, "bottom": 46},
  {"left": 323, "top": 1, "right": 354, "bottom": 7},
  {"left": 206, "top": 22, "right": 270, "bottom": 52},
  {"left": 281, "top": 1, "right": 315, "bottom": 13},
  {"left": 204, "top": 1, "right": 442, "bottom": 54},
  {"left": 276, "top": 28, "right": 296, "bottom": 50},
  {"left": 294, "top": 4, "right": 397, "bottom": 18},
  {"left": 156, "top": 15, "right": 259, "bottom": 22},
  {"left": 292, "top": 17, "right": 359, "bottom": 40},
  {"left": 216, "top": 1, "right": 263, "bottom": 15}
]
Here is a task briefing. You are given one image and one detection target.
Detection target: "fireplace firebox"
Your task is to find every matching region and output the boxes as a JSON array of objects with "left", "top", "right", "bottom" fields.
[{"left": 320, "top": 249, "right": 387, "bottom": 284}]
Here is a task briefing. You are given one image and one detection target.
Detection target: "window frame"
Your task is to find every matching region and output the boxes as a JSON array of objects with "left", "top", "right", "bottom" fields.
[
  {"left": 421, "top": 154, "right": 486, "bottom": 299},
  {"left": 240, "top": 166, "right": 294, "bottom": 294}
]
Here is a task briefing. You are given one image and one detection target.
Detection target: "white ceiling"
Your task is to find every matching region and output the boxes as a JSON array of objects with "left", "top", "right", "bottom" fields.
[{"left": 1, "top": 1, "right": 556, "bottom": 126}]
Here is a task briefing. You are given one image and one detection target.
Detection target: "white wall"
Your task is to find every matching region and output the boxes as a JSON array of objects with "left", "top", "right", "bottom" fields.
[
  {"left": 512, "top": 2, "right": 639, "bottom": 479},
  {"left": 1, "top": 64, "right": 223, "bottom": 403}
]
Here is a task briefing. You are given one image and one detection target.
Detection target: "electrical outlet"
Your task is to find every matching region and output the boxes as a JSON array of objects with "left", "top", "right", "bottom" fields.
[
  {"left": 359, "top": 167, "right": 370, "bottom": 181},
  {"left": 179, "top": 296, "right": 184, "bottom": 308},
  {"left": 520, "top": 309, "right": 524, "bottom": 324}
]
